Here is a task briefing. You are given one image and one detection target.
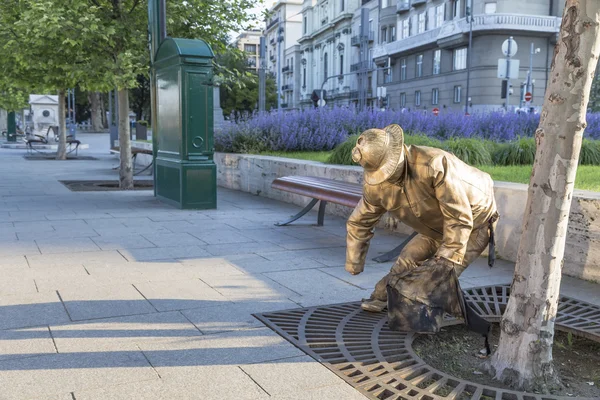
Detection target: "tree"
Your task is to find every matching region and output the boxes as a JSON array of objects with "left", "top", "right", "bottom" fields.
[
  {"left": 487, "top": 1, "right": 600, "bottom": 391},
  {"left": 130, "top": 75, "right": 151, "bottom": 122},
  {"left": 0, "top": 0, "right": 99, "bottom": 159}
]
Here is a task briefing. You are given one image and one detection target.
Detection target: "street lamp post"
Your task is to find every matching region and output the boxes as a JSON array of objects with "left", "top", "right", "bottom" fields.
[
  {"left": 464, "top": 0, "right": 473, "bottom": 115},
  {"left": 526, "top": 42, "right": 541, "bottom": 109}
]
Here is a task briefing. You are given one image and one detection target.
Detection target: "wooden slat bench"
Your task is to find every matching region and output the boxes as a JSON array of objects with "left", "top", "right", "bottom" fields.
[
  {"left": 111, "top": 146, "right": 154, "bottom": 175},
  {"left": 271, "top": 175, "right": 417, "bottom": 263}
]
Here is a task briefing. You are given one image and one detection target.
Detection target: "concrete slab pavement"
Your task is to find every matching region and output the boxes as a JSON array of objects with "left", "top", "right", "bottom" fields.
[{"left": 0, "top": 133, "right": 598, "bottom": 399}]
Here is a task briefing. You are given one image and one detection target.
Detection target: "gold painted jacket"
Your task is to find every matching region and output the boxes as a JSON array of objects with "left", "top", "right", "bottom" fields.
[{"left": 346, "top": 145, "right": 497, "bottom": 272}]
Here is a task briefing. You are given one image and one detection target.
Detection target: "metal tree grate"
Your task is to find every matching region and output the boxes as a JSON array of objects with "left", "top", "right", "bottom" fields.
[{"left": 254, "top": 285, "right": 600, "bottom": 400}]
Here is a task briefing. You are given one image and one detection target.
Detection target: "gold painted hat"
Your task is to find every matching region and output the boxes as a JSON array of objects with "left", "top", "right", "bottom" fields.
[{"left": 351, "top": 124, "right": 405, "bottom": 185}]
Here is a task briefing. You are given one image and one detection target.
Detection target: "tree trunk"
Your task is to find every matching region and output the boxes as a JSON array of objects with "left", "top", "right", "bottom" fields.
[
  {"left": 56, "top": 89, "right": 67, "bottom": 160},
  {"left": 89, "top": 91, "right": 104, "bottom": 132},
  {"left": 487, "top": 1, "right": 600, "bottom": 392},
  {"left": 118, "top": 88, "right": 133, "bottom": 189}
]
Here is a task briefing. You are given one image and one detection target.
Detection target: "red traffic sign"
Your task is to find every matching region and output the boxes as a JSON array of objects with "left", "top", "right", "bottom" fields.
[
  {"left": 525, "top": 92, "right": 533, "bottom": 102},
  {"left": 432, "top": 108, "right": 439, "bottom": 116}
]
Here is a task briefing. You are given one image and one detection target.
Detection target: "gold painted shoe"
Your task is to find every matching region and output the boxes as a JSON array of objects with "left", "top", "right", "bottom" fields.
[{"left": 360, "top": 299, "right": 387, "bottom": 312}]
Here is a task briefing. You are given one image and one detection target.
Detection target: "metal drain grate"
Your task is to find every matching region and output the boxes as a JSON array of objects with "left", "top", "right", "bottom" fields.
[
  {"left": 255, "top": 285, "right": 600, "bottom": 400},
  {"left": 59, "top": 180, "right": 153, "bottom": 192}
]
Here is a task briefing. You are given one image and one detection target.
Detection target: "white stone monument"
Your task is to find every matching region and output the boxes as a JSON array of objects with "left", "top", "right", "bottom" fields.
[
  {"left": 0, "top": 109, "right": 7, "bottom": 132},
  {"left": 29, "top": 94, "right": 59, "bottom": 137}
]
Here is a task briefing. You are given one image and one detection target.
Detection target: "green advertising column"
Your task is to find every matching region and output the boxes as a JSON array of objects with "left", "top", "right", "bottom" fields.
[
  {"left": 6, "top": 111, "right": 17, "bottom": 142},
  {"left": 153, "top": 38, "right": 217, "bottom": 209}
]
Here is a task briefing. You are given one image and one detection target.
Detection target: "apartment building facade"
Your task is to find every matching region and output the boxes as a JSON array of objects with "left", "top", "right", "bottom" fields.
[
  {"left": 264, "top": 0, "right": 304, "bottom": 109},
  {"left": 234, "top": 30, "right": 262, "bottom": 71},
  {"left": 373, "top": 0, "right": 563, "bottom": 113}
]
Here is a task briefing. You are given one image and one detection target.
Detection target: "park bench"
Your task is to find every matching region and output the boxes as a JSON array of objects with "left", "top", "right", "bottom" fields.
[
  {"left": 111, "top": 146, "right": 154, "bottom": 175},
  {"left": 271, "top": 176, "right": 417, "bottom": 262},
  {"left": 26, "top": 128, "right": 81, "bottom": 155}
]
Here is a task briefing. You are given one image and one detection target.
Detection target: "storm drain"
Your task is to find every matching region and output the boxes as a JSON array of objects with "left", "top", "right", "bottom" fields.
[
  {"left": 254, "top": 285, "right": 600, "bottom": 400},
  {"left": 24, "top": 155, "right": 98, "bottom": 160},
  {"left": 59, "top": 180, "right": 153, "bottom": 192}
]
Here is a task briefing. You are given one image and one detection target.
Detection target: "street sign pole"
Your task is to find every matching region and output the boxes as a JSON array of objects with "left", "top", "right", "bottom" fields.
[{"left": 505, "top": 37, "right": 512, "bottom": 111}]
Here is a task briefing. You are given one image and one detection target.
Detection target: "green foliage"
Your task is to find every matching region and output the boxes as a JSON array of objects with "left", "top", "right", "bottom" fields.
[
  {"left": 0, "top": 85, "right": 28, "bottom": 112},
  {"left": 404, "top": 134, "right": 443, "bottom": 148},
  {"left": 442, "top": 137, "right": 492, "bottom": 166},
  {"left": 492, "top": 138, "right": 536, "bottom": 166},
  {"left": 326, "top": 135, "right": 359, "bottom": 165},
  {"left": 579, "top": 139, "right": 600, "bottom": 165},
  {"left": 137, "top": 120, "right": 148, "bottom": 126}
]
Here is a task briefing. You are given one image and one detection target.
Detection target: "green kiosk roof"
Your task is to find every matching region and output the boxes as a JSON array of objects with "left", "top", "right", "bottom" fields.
[{"left": 156, "top": 37, "right": 214, "bottom": 60}]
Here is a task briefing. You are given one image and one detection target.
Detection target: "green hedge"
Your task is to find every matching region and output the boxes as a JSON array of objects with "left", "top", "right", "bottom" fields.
[{"left": 326, "top": 134, "right": 600, "bottom": 167}]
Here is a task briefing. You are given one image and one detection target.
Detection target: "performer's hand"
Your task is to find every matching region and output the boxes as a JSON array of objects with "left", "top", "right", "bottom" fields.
[
  {"left": 419, "top": 256, "right": 456, "bottom": 270},
  {"left": 345, "top": 262, "right": 364, "bottom": 275}
]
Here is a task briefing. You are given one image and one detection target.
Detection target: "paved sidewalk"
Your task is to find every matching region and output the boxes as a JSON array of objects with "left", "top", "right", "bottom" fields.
[{"left": 0, "top": 134, "right": 598, "bottom": 400}]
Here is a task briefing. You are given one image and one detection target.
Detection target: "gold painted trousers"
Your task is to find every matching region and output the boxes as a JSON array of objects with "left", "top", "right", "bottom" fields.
[{"left": 370, "top": 218, "right": 498, "bottom": 301}]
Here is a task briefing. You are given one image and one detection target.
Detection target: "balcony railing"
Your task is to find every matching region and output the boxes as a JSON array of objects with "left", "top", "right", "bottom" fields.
[
  {"left": 374, "top": 14, "right": 560, "bottom": 58},
  {"left": 349, "top": 90, "right": 373, "bottom": 100},
  {"left": 282, "top": 65, "right": 293, "bottom": 73},
  {"left": 266, "top": 17, "right": 279, "bottom": 30},
  {"left": 282, "top": 84, "right": 294, "bottom": 91},
  {"left": 397, "top": 0, "right": 410, "bottom": 13},
  {"left": 350, "top": 61, "right": 374, "bottom": 72},
  {"left": 351, "top": 32, "right": 375, "bottom": 46}
]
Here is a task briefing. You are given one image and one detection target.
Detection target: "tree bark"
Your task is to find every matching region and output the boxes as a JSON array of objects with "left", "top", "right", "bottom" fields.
[
  {"left": 89, "top": 91, "right": 104, "bottom": 132},
  {"left": 56, "top": 89, "right": 67, "bottom": 160},
  {"left": 118, "top": 88, "right": 133, "bottom": 189},
  {"left": 487, "top": 1, "right": 600, "bottom": 392}
]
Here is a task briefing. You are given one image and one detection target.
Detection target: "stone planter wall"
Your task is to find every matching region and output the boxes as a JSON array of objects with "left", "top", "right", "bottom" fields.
[{"left": 215, "top": 152, "right": 600, "bottom": 282}]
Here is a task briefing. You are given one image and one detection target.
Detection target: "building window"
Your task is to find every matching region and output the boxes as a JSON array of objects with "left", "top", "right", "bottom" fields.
[
  {"left": 400, "top": 58, "right": 407, "bottom": 80},
  {"left": 382, "top": 0, "right": 388, "bottom": 8},
  {"left": 435, "top": 4, "right": 445, "bottom": 27},
  {"left": 391, "top": 26, "right": 396, "bottom": 42},
  {"left": 452, "top": 0, "right": 459, "bottom": 19},
  {"left": 381, "top": 27, "right": 387, "bottom": 44},
  {"left": 410, "top": 15, "right": 418, "bottom": 35},
  {"left": 400, "top": 92, "right": 406, "bottom": 107},
  {"left": 303, "top": 66, "right": 306, "bottom": 87},
  {"left": 418, "top": 12, "right": 426, "bottom": 33},
  {"left": 401, "top": 19, "right": 409, "bottom": 39},
  {"left": 484, "top": 2, "right": 497, "bottom": 13},
  {"left": 433, "top": 49, "right": 441, "bottom": 74},
  {"left": 453, "top": 47, "right": 467, "bottom": 70},
  {"left": 432, "top": 88, "right": 439, "bottom": 105},
  {"left": 341, "top": 0, "right": 345, "bottom": 12},
  {"left": 415, "top": 90, "right": 421, "bottom": 106},
  {"left": 304, "top": 16, "right": 307, "bottom": 34},
  {"left": 244, "top": 44, "right": 257, "bottom": 53},
  {"left": 324, "top": 52, "right": 328, "bottom": 81},
  {"left": 416, "top": 54, "right": 423, "bottom": 77},
  {"left": 454, "top": 85, "right": 462, "bottom": 103},
  {"left": 340, "top": 54, "right": 344, "bottom": 75}
]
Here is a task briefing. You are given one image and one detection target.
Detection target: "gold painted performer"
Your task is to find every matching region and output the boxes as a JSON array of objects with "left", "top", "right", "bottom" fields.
[{"left": 346, "top": 124, "right": 499, "bottom": 312}]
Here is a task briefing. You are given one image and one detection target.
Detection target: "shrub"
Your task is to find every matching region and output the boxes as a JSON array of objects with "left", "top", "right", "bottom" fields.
[
  {"left": 327, "top": 134, "right": 358, "bottom": 165},
  {"left": 492, "top": 137, "right": 536, "bottom": 165},
  {"left": 443, "top": 137, "right": 492, "bottom": 166},
  {"left": 580, "top": 139, "right": 600, "bottom": 165},
  {"left": 404, "top": 134, "right": 443, "bottom": 148}
]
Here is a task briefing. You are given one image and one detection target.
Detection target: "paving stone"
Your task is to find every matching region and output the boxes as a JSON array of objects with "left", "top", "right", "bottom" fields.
[
  {"left": 35, "top": 237, "right": 101, "bottom": 254},
  {"left": 317, "top": 265, "right": 392, "bottom": 291},
  {"left": 0, "top": 240, "right": 40, "bottom": 256},
  {"left": 74, "top": 367, "right": 268, "bottom": 400},
  {"left": 264, "top": 269, "right": 368, "bottom": 308},
  {"left": 204, "top": 242, "right": 285, "bottom": 257},
  {"left": 0, "top": 276, "right": 37, "bottom": 296},
  {"left": 141, "top": 232, "right": 207, "bottom": 248},
  {"left": 118, "top": 246, "right": 211, "bottom": 262},
  {"left": 0, "top": 350, "right": 155, "bottom": 400},
  {"left": 0, "top": 326, "right": 57, "bottom": 362},
  {"left": 134, "top": 279, "right": 228, "bottom": 312},
  {"left": 200, "top": 274, "right": 300, "bottom": 302},
  {"left": 458, "top": 276, "right": 512, "bottom": 289},
  {"left": 139, "top": 327, "right": 304, "bottom": 374},
  {"left": 0, "top": 291, "right": 70, "bottom": 330},
  {"left": 50, "top": 311, "right": 202, "bottom": 352},
  {"left": 241, "top": 355, "right": 351, "bottom": 397},
  {"left": 26, "top": 250, "right": 127, "bottom": 268},
  {"left": 58, "top": 284, "right": 157, "bottom": 321},
  {"left": 90, "top": 235, "right": 156, "bottom": 250},
  {"left": 188, "top": 228, "right": 257, "bottom": 245},
  {"left": 176, "top": 258, "right": 246, "bottom": 278},
  {"left": 272, "top": 383, "right": 368, "bottom": 400},
  {"left": 230, "top": 257, "right": 324, "bottom": 275},
  {"left": 182, "top": 299, "right": 299, "bottom": 334},
  {"left": 12, "top": 221, "right": 55, "bottom": 232},
  {"left": 0, "top": 255, "right": 29, "bottom": 270}
]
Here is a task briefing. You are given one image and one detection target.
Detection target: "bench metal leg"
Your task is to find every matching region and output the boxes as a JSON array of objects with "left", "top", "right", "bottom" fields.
[
  {"left": 134, "top": 161, "right": 153, "bottom": 176},
  {"left": 372, "top": 231, "right": 419, "bottom": 263},
  {"left": 275, "top": 198, "right": 320, "bottom": 226},
  {"left": 317, "top": 200, "right": 327, "bottom": 226}
]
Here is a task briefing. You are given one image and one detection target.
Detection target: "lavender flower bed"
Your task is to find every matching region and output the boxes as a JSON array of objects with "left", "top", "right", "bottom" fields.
[{"left": 215, "top": 108, "right": 600, "bottom": 153}]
